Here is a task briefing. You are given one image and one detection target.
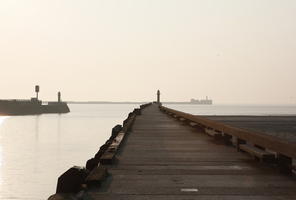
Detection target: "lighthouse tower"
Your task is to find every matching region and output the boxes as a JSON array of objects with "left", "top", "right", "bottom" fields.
[
  {"left": 35, "top": 85, "right": 40, "bottom": 100},
  {"left": 157, "top": 90, "right": 160, "bottom": 103},
  {"left": 58, "top": 92, "right": 61, "bottom": 102}
]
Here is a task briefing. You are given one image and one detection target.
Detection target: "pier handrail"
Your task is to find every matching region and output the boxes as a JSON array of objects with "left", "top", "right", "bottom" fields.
[{"left": 160, "top": 106, "right": 296, "bottom": 159}]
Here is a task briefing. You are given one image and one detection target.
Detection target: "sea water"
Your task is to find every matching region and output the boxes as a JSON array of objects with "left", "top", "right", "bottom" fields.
[
  {"left": 0, "top": 104, "right": 140, "bottom": 200},
  {"left": 0, "top": 103, "right": 295, "bottom": 199}
]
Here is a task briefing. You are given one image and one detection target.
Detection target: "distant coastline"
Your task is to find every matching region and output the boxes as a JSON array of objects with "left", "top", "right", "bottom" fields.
[
  {"left": 67, "top": 101, "right": 147, "bottom": 104},
  {"left": 67, "top": 101, "right": 213, "bottom": 105}
]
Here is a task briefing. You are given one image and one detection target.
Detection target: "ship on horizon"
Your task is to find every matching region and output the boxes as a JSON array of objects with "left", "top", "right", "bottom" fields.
[
  {"left": 190, "top": 96, "right": 213, "bottom": 105},
  {"left": 158, "top": 96, "right": 213, "bottom": 105}
]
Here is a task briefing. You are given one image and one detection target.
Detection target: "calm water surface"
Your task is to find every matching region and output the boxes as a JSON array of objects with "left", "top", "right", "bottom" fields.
[
  {"left": 0, "top": 104, "right": 140, "bottom": 200},
  {"left": 0, "top": 104, "right": 296, "bottom": 200}
]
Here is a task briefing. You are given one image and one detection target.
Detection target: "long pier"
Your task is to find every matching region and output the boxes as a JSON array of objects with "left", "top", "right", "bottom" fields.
[{"left": 49, "top": 103, "right": 296, "bottom": 200}]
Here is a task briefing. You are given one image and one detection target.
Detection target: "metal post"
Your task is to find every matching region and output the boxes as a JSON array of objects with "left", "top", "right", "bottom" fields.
[
  {"left": 35, "top": 85, "right": 40, "bottom": 100},
  {"left": 157, "top": 90, "right": 160, "bottom": 103},
  {"left": 58, "top": 92, "right": 61, "bottom": 102}
]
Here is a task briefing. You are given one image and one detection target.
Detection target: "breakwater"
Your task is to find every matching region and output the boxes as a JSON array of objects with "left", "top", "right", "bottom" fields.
[
  {"left": 0, "top": 100, "right": 70, "bottom": 115},
  {"left": 48, "top": 103, "right": 151, "bottom": 199},
  {"left": 48, "top": 103, "right": 296, "bottom": 200},
  {"left": 0, "top": 86, "right": 70, "bottom": 115}
]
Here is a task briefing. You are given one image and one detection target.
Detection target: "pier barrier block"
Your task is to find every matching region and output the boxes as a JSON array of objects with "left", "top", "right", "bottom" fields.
[
  {"left": 237, "top": 138, "right": 246, "bottom": 152},
  {"left": 94, "top": 144, "right": 110, "bottom": 160},
  {"left": 86, "top": 158, "right": 99, "bottom": 171},
  {"left": 94, "top": 149, "right": 105, "bottom": 160},
  {"left": 278, "top": 153, "right": 292, "bottom": 174},
  {"left": 112, "top": 125, "right": 122, "bottom": 137},
  {"left": 179, "top": 117, "right": 187, "bottom": 122},
  {"left": 133, "top": 108, "right": 141, "bottom": 115},
  {"left": 100, "top": 152, "right": 116, "bottom": 164},
  {"left": 239, "top": 144, "right": 275, "bottom": 162},
  {"left": 100, "top": 132, "right": 126, "bottom": 165},
  {"left": 48, "top": 193, "right": 74, "bottom": 200},
  {"left": 205, "top": 128, "right": 221, "bottom": 137},
  {"left": 56, "top": 166, "right": 88, "bottom": 194},
  {"left": 123, "top": 113, "right": 136, "bottom": 132},
  {"left": 85, "top": 165, "right": 108, "bottom": 186},
  {"left": 223, "top": 134, "right": 233, "bottom": 146},
  {"left": 189, "top": 122, "right": 198, "bottom": 127}
]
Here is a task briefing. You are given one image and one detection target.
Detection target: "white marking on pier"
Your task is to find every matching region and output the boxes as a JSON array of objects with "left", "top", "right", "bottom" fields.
[{"left": 181, "top": 188, "right": 199, "bottom": 192}]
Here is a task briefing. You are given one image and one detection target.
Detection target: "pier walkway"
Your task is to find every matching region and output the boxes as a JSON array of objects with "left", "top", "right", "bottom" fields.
[{"left": 86, "top": 104, "right": 296, "bottom": 200}]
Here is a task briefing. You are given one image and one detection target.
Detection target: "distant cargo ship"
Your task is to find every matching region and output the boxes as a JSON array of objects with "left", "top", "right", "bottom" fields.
[
  {"left": 190, "top": 96, "right": 213, "bottom": 105},
  {"left": 0, "top": 86, "right": 70, "bottom": 115},
  {"left": 162, "top": 96, "right": 213, "bottom": 105}
]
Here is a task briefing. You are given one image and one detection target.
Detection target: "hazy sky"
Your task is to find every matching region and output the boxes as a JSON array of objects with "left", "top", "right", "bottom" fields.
[{"left": 0, "top": 0, "right": 295, "bottom": 104}]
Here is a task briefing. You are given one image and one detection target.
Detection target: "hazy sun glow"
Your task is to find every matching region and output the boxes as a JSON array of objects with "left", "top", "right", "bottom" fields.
[
  {"left": 0, "top": 117, "right": 9, "bottom": 127},
  {"left": 0, "top": 0, "right": 295, "bottom": 104}
]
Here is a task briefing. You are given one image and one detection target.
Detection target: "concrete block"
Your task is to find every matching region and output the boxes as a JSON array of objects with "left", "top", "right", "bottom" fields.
[{"left": 56, "top": 166, "right": 88, "bottom": 194}]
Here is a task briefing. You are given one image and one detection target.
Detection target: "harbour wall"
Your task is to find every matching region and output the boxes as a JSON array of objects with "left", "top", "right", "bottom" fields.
[{"left": 48, "top": 102, "right": 152, "bottom": 199}]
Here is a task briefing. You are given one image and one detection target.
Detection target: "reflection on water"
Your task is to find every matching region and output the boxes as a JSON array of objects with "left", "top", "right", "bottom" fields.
[
  {"left": 35, "top": 116, "right": 39, "bottom": 140},
  {"left": 0, "top": 145, "right": 2, "bottom": 185},
  {"left": 0, "top": 104, "right": 140, "bottom": 200},
  {"left": 0, "top": 117, "right": 9, "bottom": 126},
  {"left": 0, "top": 117, "right": 9, "bottom": 186}
]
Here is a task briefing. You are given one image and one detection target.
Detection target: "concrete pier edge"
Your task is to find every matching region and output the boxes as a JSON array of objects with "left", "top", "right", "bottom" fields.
[{"left": 48, "top": 102, "right": 152, "bottom": 200}]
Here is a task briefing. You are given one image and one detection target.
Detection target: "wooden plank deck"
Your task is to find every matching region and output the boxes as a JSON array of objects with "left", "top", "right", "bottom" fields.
[{"left": 86, "top": 104, "right": 296, "bottom": 199}]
